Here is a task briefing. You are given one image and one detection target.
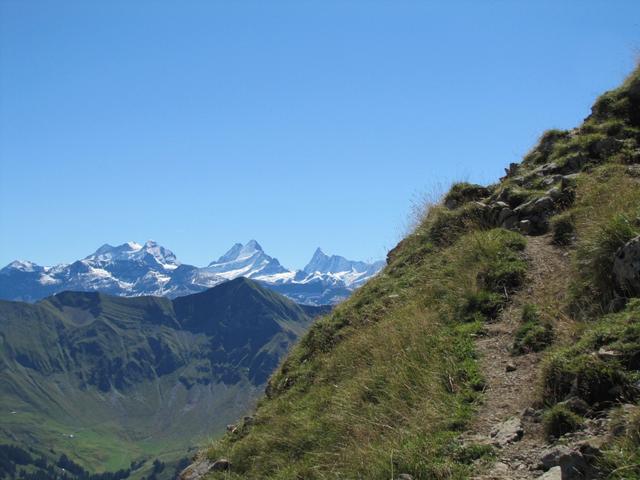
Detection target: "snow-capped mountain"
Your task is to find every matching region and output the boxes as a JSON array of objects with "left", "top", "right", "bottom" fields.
[
  {"left": 303, "top": 248, "right": 386, "bottom": 287},
  {"left": 0, "top": 240, "right": 384, "bottom": 305},
  {"left": 203, "top": 240, "right": 293, "bottom": 282}
]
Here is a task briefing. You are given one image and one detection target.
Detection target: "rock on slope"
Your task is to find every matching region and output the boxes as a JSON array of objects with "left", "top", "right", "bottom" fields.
[{"left": 186, "top": 67, "right": 640, "bottom": 479}]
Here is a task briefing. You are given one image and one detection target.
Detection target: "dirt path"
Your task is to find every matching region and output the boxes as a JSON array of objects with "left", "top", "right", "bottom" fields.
[{"left": 466, "top": 234, "right": 572, "bottom": 479}]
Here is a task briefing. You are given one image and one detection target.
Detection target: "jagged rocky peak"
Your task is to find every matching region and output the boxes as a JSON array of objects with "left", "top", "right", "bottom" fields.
[
  {"left": 215, "top": 243, "right": 244, "bottom": 264},
  {"left": 304, "top": 247, "right": 353, "bottom": 273},
  {"left": 205, "top": 240, "right": 288, "bottom": 280}
]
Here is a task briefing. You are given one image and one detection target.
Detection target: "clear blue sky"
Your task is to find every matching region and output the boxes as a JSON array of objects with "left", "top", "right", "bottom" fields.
[{"left": 1, "top": 1, "right": 639, "bottom": 270}]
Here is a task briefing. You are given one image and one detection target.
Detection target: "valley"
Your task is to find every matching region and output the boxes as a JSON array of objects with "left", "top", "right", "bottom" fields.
[{"left": 0, "top": 278, "right": 317, "bottom": 478}]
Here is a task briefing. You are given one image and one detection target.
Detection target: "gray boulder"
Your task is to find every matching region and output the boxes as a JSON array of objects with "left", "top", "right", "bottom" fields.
[
  {"left": 490, "top": 417, "right": 523, "bottom": 446},
  {"left": 538, "top": 445, "right": 591, "bottom": 480}
]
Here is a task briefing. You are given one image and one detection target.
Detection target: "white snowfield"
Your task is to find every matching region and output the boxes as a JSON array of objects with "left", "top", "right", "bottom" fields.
[{"left": 1, "top": 240, "right": 385, "bottom": 305}]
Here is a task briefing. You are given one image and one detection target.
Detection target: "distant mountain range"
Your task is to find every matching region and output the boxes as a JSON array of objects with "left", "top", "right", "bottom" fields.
[
  {"left": 0, "top": 240, "right": 384, "bottom": 305},
  {"left": 0, "top": 278, "right": 317, "bottom": 476}
]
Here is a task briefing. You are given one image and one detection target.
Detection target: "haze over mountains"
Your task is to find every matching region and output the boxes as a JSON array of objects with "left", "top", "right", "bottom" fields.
[{"left": 0, "top": 240, "right": 384, "bottom": 305}]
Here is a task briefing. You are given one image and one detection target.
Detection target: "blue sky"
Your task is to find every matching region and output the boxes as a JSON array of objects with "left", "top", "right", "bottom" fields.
[{"left": 1, "top": 1, "right": 639, "bottom": 270}]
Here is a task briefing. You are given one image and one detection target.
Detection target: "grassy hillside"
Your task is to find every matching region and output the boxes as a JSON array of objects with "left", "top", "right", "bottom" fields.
[
  {"left": 197, "top": 67, "right": 640, "bottom": 479},
  {"left": 0, "top": 278, "right": 313, "bottom": 479}
]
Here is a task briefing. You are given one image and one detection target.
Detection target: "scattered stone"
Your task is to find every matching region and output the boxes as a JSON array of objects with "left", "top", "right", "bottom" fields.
[
  {"left": 518, "top": 220, "right": 532, "bottom": 234},
  {"left": 627, "top": 164, "right": 640, "bottom": 177},
  {"left": 532, "top": 196, "right": 555, "bottom": 212},
  {"left": 562, "top": 173, "right": 580, "bottom": 182},
  {"left": 513, "top": 196, "right": 555, "bottom": 234},
  {"left": 534, "top": 162, "right": 561, "bottom": 176},
  {"left": 546, "top": 187, "right": 563, "bottom": 202},
  {"left": 593, "top": 137, "right": 624, "bottom": 157},
  {"left": 536, "top": 466, "right": 561, "bottom": 480},
  {"left": 558, "top": 397, "right": 590, "bottom": 416},
  {"left": 541, "top": 175, "right": 562, "bottom": 187},
  {"left": 490, "top": 417, "right": 523, "bottom": 446},
  {"left": 396, "top": 474, "right": 414, "bottom": 480},
  {"left": 597, "top": 347, "right": 622, "bottom": 360},
  {"left": 539, "top": 445, "right": 591, "bottom": 480},
  {"left": 577, "top": 440, "right": 602, "bottom": 465},
  {"left": 180, "top": 460, "right": 214, "bottom": 480},
  {"left": 211, "top": 459, "right": 231, "bottom": 471},
  {"left": 226, "top": 424, "right": 237, "bottom": 433},
  {"left": 562, "top": 153, "right": 589, "bottom": 173},
  {"left": 497, "top": 206, "right": 517, "bottom": 227},
  {"left": 505, "top": 362, "right": 517, "bottom": 372},
  {"left": 243, "top": 415, "right": 255, "bottom": 424},
  {"left": 613, "top": 235, "right": 640, "bottom": 296},
  {"left": 521, "top": 407, "right": 542, "bottom": 422},
  {"left": 539, "top": 445, "right": 572, "bottom": 470}
]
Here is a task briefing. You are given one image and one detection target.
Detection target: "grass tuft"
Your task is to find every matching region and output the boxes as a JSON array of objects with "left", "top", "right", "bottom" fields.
[{"left": 543, "top": 404, "right": 583, "bottom": 439}]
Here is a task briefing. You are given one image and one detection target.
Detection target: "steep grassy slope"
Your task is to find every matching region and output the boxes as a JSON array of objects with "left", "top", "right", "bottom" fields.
[
  {"left": 197, "top": 68, "right": 640, "bottom": 479},
  {"left": 0, "top": 278, "right": 313, "bottom": 478}
]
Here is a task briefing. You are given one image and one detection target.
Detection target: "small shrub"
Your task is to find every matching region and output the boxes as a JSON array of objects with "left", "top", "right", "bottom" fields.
[
  {"left": 543, "top": 404, "right": 583, "bottom": 439},
  {"left": 551, "top": 212, "right": 576, "bottom": 245},
  {"left": 601, "top": 405, "right": 640, "bottom": 478},
  {"left": 523, "top": 129, "right": 570, "bottom": 165},
  {"left": 521, "top": 303, "right": 539, "bottom": 323},
  {"left": 550, "top": 132, "right": 608, "bottom": 163},
  {"left": 443, "top": 182, "right": 491, "bottom": 209},
  {"left": 514, "top": 321, "right": 553, "bottom": 354},
  {"left": 453, "top": 443, "right": 494, "bottom": 464},
  {"left": 542, "top": 300, "right": 640, "bottom": 408},
  {"left": 541, "top": 352, "right": 631, "bottom": 407},
  {"left": 480, "top": 255, "right": 527, "bottom": 294},
  {"left": 491, "top": 186, "right": 535, "bottom": 209},
  {"left": 573, "top": 213, "right": 639, "bottom": 312},
  {"left": 460, "top": 291, "right": 504, "bottom": 323},
  {"left": 427, "top": 203, "right": 491, "bottom": 247},
  {"left": 513, "top": 304, "right": 553, "bottom": 354}
]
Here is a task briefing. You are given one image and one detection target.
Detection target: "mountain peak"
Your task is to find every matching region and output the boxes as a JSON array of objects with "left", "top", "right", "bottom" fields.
[
  {"left": 90, "top": 241, "right": 142, "bottom": 258},
  {"left": 239, "top": 240, "right": 263, "bottom": 257},
  {"left": 4, "top": 260, "right": 40, "bottom": 272},
  {"left": 215, "top": 243, "right": 244, "bottom": 264}
]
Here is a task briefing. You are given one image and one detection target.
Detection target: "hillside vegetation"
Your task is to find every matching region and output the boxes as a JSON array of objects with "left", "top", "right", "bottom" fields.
[
  {"left": 194, "top": 67, "right": 640, "bottom": 479},
  {"left": 0, "top": 278, "right": 313, "bottom": 479}
]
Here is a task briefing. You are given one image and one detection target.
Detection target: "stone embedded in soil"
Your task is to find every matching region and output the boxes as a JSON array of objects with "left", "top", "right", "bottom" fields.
[
  {"left": 505, "top": 362, "right": 517, "bottom": 372},
  {"left": 538, "top": 445, "right": 593, "bottom": 480},
  {"left": 490, "top": 417, "right": 524, "bottom": 446},
  {"left": 179, "top": 460, "right": 214, "bottom": 480},
  {"left": 536, "top": 466, "right": 561, "bottom": 480}
]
